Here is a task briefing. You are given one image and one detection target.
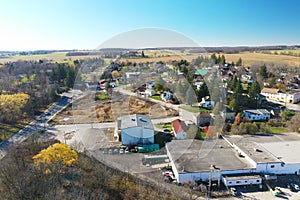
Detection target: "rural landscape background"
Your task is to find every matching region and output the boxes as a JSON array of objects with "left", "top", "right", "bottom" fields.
[{"left": 1, "top": 0, "right": 300, "bottom": 200}]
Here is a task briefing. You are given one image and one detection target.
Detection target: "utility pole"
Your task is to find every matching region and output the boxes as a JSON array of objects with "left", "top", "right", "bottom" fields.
[{"left": 208, "top": 165, "right": 212, "bottom": 198}]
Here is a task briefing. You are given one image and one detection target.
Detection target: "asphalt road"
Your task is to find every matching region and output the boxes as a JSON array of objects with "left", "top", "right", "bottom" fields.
[{"left": 0, "top": 92, "right": 81, "bottom": 160}]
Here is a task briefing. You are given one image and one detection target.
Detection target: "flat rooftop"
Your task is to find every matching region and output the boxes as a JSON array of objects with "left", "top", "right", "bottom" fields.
[
  {"left": 225, "top": 132, "right": 300, "bottom": 144},
  {"left": 236, "top": 142, "right": 280, "bottom": 163},
  {"left": 223, "top": 174, "right": 261, "bottom": 181},
  {"left": 225, "top": 133, "right": 300, "bottom": 164},
  {"left": 117, "top": 114, "right": 154, "bottom": 130},
  {"left": 261, "top": 141, "right": 300, "bottom": 164},
  {"left": 167, "top": 139, "right": 254, "bottom": 173}
]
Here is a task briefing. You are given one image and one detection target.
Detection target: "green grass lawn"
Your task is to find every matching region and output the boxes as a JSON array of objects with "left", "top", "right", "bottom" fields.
[
  {"left": 95, "top": 92, "right": 108, "bottom": 101},
  {"left": 155, "top": 122, "right": 173, "bottom": 133},
  {"left": 241, "top": 83, "right": 248, "bottom": 90},
  {"left": 149, "top": 94, "right": 161, "bottom": 101},
  {"left": 180, "top": 105, "right": 210, "bottom": 113},
  {"left": 269, "top": 126, "right": 289, "bottom": 133}
]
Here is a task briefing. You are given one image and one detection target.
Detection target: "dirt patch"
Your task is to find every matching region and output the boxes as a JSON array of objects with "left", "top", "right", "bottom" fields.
[{"left": 51, "top": 92, "right": 178, "bottom": 125}]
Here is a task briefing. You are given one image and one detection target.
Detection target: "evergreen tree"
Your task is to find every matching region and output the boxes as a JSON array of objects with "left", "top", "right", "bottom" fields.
[
  {"left": 236, "top": 57, "right": 242, "bottom": 66},
  {"left": 230, "top": 80, "right": 243, "bottom": 113},
  {"left": 196, "top": 82, "right": 209, "bottom": 101},
  {"left": 212, "top": 102, "right": 220, "bottom": 115},
  {"left": 228, "top": 75, "right": 238, "bottom": 91},
  {"left": 66, "top": 67, "right": 76, "bottom": 88},
  {"left": 258, "top": 64, "right": 268, "bottom": 79},
  {"left": 154, "top": 75, "right": 165, "bottom": 92},
  {"left": 210, "top": 53, "right": 217, "bottom": 64},
  {"left": 248, "top": 81, "right": 261, "bottom": 108},
  {"left": 186, "top": 86, "right": 196, "bottom": 105},
  {"left": 220, "top": 55, "right": 226, "bottom": 65}
]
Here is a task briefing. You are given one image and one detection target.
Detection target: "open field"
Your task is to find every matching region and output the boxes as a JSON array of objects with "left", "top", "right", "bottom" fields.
[
  {"left": 0, "top": 52, "right": 103, "bottom": 63},
  {"left": 12, "top": 52, "right": 67, "bottom": 58},
  {"left": 121, "top": 50, "right": 300, "bottom": 66},
  {"left": 2, "top": 49, "right": 300, "bottom": 67},
  {"left": 218, "top": 52, "right": 300, "bottom": 66}
]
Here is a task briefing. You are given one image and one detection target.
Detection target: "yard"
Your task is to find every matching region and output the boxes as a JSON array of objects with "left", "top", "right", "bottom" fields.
[
  {"left": 180, "top": 105, "right": 210, "bottom": 113},
  {"left": 95, "top": 92, "right": 108, "bottom": 101},
  {"left": 150, "top": 94, "right": 161, "bottom": 101},
  {"left": 269, "top": 126, "right": 289, "bottom": 133},
  {"left": 155, "top": 122, "right": 173, "bottom": 133}
]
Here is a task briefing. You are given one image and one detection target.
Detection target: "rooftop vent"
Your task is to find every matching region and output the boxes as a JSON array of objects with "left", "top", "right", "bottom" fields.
[
  {"left": 254, "top": 148, "right": 263, "bottom": 152},
  {"left": 139, "top": 117, "right": 147, "bottom": 123}
]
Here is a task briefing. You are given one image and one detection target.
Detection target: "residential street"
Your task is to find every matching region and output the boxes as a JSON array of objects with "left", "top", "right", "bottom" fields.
[{"left": 0, "top": 91, "right": 83, "bottom": 160}]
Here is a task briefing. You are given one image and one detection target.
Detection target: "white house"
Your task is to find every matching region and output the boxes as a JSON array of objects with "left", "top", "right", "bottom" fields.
[
  {"left": 117, "top": 114, "right": 154, "bottom": 146},
  {"left": 220, "top": 107, "right": 235, "bottom": 122},
  {"left": 145, "top": 89, "right": 155, "bottom": 97},
  {"left": 243, "top": 109, "right": 270, "bottom": 121},
  {"left": 125, "top": 72, "right": 140, "bottom": 79},
  {"left": 161, "top": 91, "right": 173, "bottom": 102},
  {"left": 200, "top": 97, "right": 214, "bottom": 109},
  {"left": 261, "top": 87, "right": 300, "bottom": 104},
  {"left": 172, "top": 119, "right": 187, "bottom": 140}
]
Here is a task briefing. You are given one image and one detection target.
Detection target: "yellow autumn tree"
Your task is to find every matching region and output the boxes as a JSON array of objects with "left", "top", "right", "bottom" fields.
[
  {"left": 33, "top": 143, "right": 78, "bottom": 167},
  {"left": 0, "top": 93, "right": 29, "bottom": 123}
]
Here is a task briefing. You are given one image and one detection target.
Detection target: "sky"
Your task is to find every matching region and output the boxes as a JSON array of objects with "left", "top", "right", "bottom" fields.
[{"left": 0, "top": 0, "right": 300, "bottom": 50}]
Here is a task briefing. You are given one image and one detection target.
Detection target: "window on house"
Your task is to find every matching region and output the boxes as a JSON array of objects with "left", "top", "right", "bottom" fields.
[
  {"left": 245, "top": 180, "right": 248, "bottom": 183},
  {"left": 271, "top": 165, "right": 275, "bottom": 168},
  {"left": 228, "top": 181, "right": 232, "bottom": 184},
  {"left": 256, "top": 180, "right": 260, "bottom": 182},
  {"left": 236, "top": 181, "right": 240, "bottom": 184}
]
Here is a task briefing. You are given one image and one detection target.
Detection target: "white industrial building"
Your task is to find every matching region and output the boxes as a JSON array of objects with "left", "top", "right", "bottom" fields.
[
  {"left": 166, "top": 133, "right": 300, "bottom": 186},
  {"left": 222, "top": 174, "right": 262, "bottom": 187},
  {"left": 166, "top": 139, "right": 255, "bottom": 184},
  {"left": 116, "top": 114, "right": 154, "bottom": 146}
]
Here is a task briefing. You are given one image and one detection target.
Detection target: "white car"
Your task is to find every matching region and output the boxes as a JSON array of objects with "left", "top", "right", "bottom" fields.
[
  {"left": 162, "top": 171, "right": 173, "bottom": 176},
  {"left": 119, "top": 149, "right": 124, "bottom": 154}
]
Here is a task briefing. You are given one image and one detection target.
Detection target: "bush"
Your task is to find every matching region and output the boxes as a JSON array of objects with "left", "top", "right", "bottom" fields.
[
  {"left": 230, "top": 122, "right": 259, "bottom": 135},
  {"left": 267, "top": 119, "right": 282, "bottom": 127}
]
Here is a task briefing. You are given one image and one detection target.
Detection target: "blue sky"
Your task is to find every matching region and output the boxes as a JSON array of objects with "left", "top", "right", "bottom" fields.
[{"left": 0, "top": 0, "right": 300, "bottom": 50}]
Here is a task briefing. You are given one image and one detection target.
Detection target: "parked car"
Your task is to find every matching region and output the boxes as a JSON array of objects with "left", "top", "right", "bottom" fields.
[
  {"left": 119, "top": 149, "right": 124, "bottom": 154},
  {"left": 108, "top": 149, "right": 112, "bottom": 154},
  {"left": 230, "top": 187, "right": 237, "bottom": 196},
  {"left": 102, "top": 149, "right": 108, "bottom": 154},
  {"left": 290, "top": 183, "right": 300, "bottom": 191},
  {"left": 162, "top": 171, "right": 173, "bottom": 176},
  {"left": 125, "top": 147, "right": 129, "bottom": 153}
]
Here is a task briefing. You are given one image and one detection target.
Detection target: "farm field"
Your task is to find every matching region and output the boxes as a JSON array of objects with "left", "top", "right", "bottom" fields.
[
  {"left": 0, "top": 52, "right": 103, "bottom": 63},
  {"left": 121, "top": 50, "right": 300, "bottom": 67},
  {"left": 217, "top": 52, "right": 300, "bottom": 66}
]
